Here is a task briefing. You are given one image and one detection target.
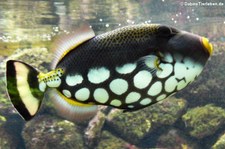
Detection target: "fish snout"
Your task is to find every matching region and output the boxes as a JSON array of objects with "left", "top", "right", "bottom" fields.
[{"left": 201, "top": 37, "right": 213, "bottom": 56}]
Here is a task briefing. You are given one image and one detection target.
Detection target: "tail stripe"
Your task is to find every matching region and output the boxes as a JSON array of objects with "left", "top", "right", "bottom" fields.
[
  {"left": 6, "top": 61, "right": 31, "bottom": 120},
  {"left": 14, "top": 62, "right": 40, "bottom": 116},
  {"left": 6, "top": 60, "right": 44, "bottom": 120}
]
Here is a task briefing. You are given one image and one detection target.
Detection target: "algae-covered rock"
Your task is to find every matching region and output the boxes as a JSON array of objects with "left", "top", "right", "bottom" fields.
[
  {"left": 212, "top": 132, "right": 225, "bottom": 149},
  {"left": 22, "top": 115, "right": 84, "bottom": 149},
  {"left": 106, "top": 97, "right": 187, "bottom": 144},
  {"left": 0, "top": 88, "right": 13, "bottom": 115},
  {"left": 182, "top": 104, "right": 225, "bottom": 139},
  {"left": 0, "top": 129, "right": 13, "bottom": 149},
  {"left": 156, "top": 129, "right": 198, "bottom": 149},
  {"left": 96, "top": 131, "right": 138, "bottom": 149},
  {"left": 0, "top": 48, "right": 53, "bottom": 75},
  {"left": 0, "top": 115, "right": 6, "bottom": 126}
]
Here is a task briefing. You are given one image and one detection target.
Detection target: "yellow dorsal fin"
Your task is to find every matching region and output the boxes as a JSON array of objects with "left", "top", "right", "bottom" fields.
[{"left": 51, "top": 23, "right": 95, "bottom": 69}]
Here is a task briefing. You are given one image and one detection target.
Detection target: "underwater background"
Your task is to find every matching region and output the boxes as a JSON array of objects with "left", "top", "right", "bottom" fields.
[{"left": 0, "top": 0, "right": 225, "bottom": 148}]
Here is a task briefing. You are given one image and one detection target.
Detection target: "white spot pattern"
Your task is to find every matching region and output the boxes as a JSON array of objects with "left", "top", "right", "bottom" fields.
[
  {"left": 156, "top": 63, "right": 173, "bottom": 78},
  {"left": 174, "top": 63, "right": 187, "bottom": 79},
  {"left": 156, "top": 94, "right": 167, "bottom": 101},
  {"left": 109, "top": 78, "right": 128, "bottom": 95},
  {"left": 110, "top": 99, "right": 122, "bottom": 107},
  {"left": 165, "top": 76, "right": 178, "bottom": 93},
  {"left": 62, "top": 90, "right": 71, "bottom": 98},
  {"left": 125, "top": 92, "right": 141, "bottom": 104},
  {"left": 133, "top": 70, "right": 152, "bottom": 89},
  {"left": 88, "top": 67, "right": 110, "bottom": 84},
  {"left": 47, "top": 79, "right": 61, "bottom": 88},
  {"left": 93, "top": 88, "right": 109, "bottom": 104},
  {"left": 148, "top": 81, "right": 162, "bottom": 96},
  {"left": 75, "top": 88, "right": 90, "bottom": 101},
  {"left": 140, "top": 98, "right": 152, "bottom": 105},
  {"left": 128, "top": 105, "right": 134, "bottom": 108},
  {"left": 116, "top": 63, "right": 136, "bottom": 74},
  {"left": 39, "top": 81, "right": 46, "bottom": 92},
  {"left": 176, "top": 80, "right": 188, "bottom": 91},
  {"left": 185, "top": 64, "right": 202, "bottom": 82},
  {"left": 66, "top": 74, "right": 83, "bottom": 86}
]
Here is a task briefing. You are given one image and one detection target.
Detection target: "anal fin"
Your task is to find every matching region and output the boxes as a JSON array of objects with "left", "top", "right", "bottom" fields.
[{"left": 50, "top": 90, "right": 98, "bottom": 122}]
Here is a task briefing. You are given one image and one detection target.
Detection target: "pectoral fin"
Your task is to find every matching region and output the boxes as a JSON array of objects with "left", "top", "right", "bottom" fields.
[{"left": 137, "top": 55, "right": 163, "bottom": 77}]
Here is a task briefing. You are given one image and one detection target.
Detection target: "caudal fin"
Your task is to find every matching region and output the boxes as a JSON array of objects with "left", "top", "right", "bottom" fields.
[{"left": 6, "top": 60, "right": 44, "bottom": 120}]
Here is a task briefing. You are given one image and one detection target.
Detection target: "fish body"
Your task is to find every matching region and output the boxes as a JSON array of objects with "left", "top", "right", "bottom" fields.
[{"left": 6, "top": 24, "right": 213, "bottom": 121}]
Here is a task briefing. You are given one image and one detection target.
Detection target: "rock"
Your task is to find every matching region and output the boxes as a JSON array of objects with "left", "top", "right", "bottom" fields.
[
  {"left": 2, "top": 114, "right": 26, "bottom": 149},
  {"left": 0, "top": 127, "right": 13, "bottom": 148},
  {"left": 22, "top": 115, "right": 84, "bottom": 149},
  {"left": 96, "top": 131, "right": 138, "bottom": 149},
  {"left": 156, "top": 129, "right": 198, "bottom": 149},
  {"left": 0, "top": 48, "right": 53, "bottom": 76},
  {"left": 84, "top": 110, "right": 106, "bottom": 148},
  {"left": 106, "top": 97, "right": 187, "bottom": 145},
  {"left": 212, "top": 133, "right": 225, "bottom": 149},
  {"left": 0, "top": 87, "right": 15, "bottom": 116},
  {"left": 0, "top": 114, "right": 18, "bottom": 149},
  {"left": 182, "top": 104, "right": 225, "bottom": 139}
]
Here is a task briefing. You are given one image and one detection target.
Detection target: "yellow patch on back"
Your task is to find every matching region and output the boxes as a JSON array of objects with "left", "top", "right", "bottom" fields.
[{"left": 37, "top": 68, "right": 64, "bottom": 82}]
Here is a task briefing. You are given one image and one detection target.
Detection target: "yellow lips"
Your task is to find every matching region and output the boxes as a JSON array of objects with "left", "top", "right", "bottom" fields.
[{"left": 202, "top": 37, "right": 213, "bottom": 56}]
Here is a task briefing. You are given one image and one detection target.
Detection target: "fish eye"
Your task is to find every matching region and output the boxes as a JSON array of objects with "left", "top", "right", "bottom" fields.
[
  {"left": 170, "top": 27, "right": 180, "bottom": 34},
  {"left": 157, "top": 26, "right": 172, "bottom": 36}
]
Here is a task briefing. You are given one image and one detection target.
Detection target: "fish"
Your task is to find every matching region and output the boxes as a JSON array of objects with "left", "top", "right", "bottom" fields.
[{"left": 6, "top": 23, "right": 213, "bottom": 121}]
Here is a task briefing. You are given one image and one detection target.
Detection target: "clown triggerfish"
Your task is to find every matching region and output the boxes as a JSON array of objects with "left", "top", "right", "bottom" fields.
[{"left": 6, "top": 24, "right": 213, "bottom": 121}]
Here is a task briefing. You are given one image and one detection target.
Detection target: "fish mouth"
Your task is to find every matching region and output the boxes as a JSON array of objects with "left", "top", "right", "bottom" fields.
[{"left": 201, "top": 37, "right": 213, "bottom": 56}]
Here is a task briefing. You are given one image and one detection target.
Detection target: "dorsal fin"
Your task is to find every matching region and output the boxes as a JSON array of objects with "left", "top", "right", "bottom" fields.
[{"left": 51, "top": 23, "right": 95, "bottom": 69}]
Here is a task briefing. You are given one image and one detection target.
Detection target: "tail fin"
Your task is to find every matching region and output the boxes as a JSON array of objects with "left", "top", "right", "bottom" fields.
[{"left": 6, "top": 60, "right": 44, "bottom": 120}]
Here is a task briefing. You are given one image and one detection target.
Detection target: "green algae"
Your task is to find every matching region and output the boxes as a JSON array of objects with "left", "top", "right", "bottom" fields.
[
  {"left": 182, "top": 104, "right": 225, "bottom": 139},
  {"left": 156, "top": 129, "right": 198, "bottom": 149},
  {"left": 22, "top": 115, "right": 84, "bottom": 149},
  {"left": 106, "top": 97, "right": 187, "bottom": 144},
  {"left": 96, "top": 131, "right": 128, "bottom": 149},
  {"left": 0, "top": 116, "right": 6, "bottom": 123},
  {"left": 212, "top": 133, "right": 225, "bottom": 149}
]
